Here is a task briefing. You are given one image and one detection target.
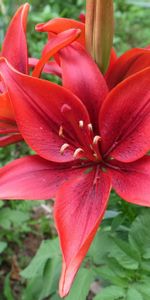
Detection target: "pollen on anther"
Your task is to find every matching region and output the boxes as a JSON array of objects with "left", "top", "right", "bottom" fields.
[
  {"left": 73, "top": 148, "right": 84, "bottom": 158},
  {"left": 60, "top": 143, "right": 69, "bottom": 155},
  {"left": 88, "top": 123, "right": 93, "bottom": 131},
  {"left": 109, "top": 157, "right": 114, "bottom": 160},
  {"left": 59, "top": 125, "right": 64, "bottom": 137},
  {"left": 79, "top": 120, "right": 84, "bottom": 128},
  {"left": 93, "top": 153, "right": 98, "bottom": 159},
  {"left": 93, "top": 135, "right": 101, "bottom": 144}
]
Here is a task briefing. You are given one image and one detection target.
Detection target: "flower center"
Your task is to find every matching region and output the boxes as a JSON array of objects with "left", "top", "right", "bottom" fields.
[{"left": 58, "top": 116, "right": 102, "bottom": 161}]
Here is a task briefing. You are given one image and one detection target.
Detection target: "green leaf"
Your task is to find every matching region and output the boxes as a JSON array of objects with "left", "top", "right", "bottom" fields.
[
  {"left": 107, "top": 257, "right": 133, "bottom": 281},
  {"left": 129, "top": 212, "right": 150, "bottom": 259},
  {"left": 22, "top": 277, "right": 44, "bottom": 300},
  {"left": 65, "top": 268, "right": 94, "bottom": 300},
  {"left": 135, "top": 278, "right": 150, "bottom": 300},
  {"left": 109, "top": 238, "right": 139, "bottom": 270},
  {"left": 96, "top": 266, "right": 127, "bottom": 287},
  {"left": 141, "top": 260, "right": 150, "bottom": 272},
  {"left": 0, "top": 200, "right": 4, "bottom": 208},
  {"left": 39, "top": 257, "right": 61, "bottom": 299},
  {"left": 111, "top": 213, "right": 126, "bottom": 231},
  {"left": 93, "top": 285, "right": 125, "bottom": 300},
  {"left": 143, "top": 248, "right": 150, "bottom": 259},
  {"left": 51, "top": 295, "right": 60, "bottom": 300},
  {"left": 0, "top": 241, "right": 7, "bottom": 253},
  {"left": 23, "top": 257, "right": 61, "bottom": 300},
  {"left": 126, "top": 287, "right": 143, "bottom": 300},
  {"left": 0, "top": 208, "right": 29, "bottom": 229},
  {"left": 88, "top": 230, "right": 115, "bottom": 264},
  {"left": 4, "top": 274, "right": 14, "bottom": 300},
  {"left": 21, "top": 238, "right": 60, "bottom": 279},
  {"left": 126, "top": 0, "right": 150, "bottom": 8}
]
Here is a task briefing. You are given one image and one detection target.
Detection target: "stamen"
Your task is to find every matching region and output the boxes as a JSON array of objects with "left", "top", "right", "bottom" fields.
[
  {"left": 109, "top": 157, "right": 114, "bottom": 160},
  {"left": 79, "top": 120, "right": 84, "bottom": 128},
  {"left": 60, "top": 143, "right": 69, "bottom": 155},
  {"left": 93, "top": 153, "right": 99, "bottom": 159},
  {"left": 93, "top": 135, "right": 101, "bottom": 144},
  {"left": 73, "top": 148, "right": 84, "bottom": 158},
  {"left": 59, "top": 125, "right": 64, "bottom": 137},
  {"left": 88, "top": 123, "right": 93, "bottom": 131}
]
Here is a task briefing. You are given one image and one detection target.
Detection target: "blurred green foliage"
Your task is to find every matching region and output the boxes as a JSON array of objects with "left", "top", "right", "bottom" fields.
[{"left": 0, "top": 0, "right": 150, "bottom": 299}]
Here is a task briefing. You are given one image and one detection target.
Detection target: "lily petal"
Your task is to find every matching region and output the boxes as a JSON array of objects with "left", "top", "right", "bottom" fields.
[
  {"left": 0, "top": 58, "right": 91, "bottom": 162},
  {"left": 0, "top": 92, "right": 15, "bottom": 119},
  {"left": 59, "top": 43, "right": 108, "bottom": 130},
  {"left": 55, "top": 167, "right": 111, "bottom": 297},
  {"left": 2, "top": 3, "right": 29, "bottom": 73},
  {"left": 0, "top": 92, "right": 22, "bottom": 146},
  {"left": 0, "top": 155, "right": 84, "bottom": 200},
  {"left": 32, "top": 29, "right": 81, "bottom": 77},
  {"left": 107, "top": 156, "right": 150, "bottom": 206},
  {"left": 35, "top": 18, "right": 85, "bottom": 46},
  {"left": 0, "top": 134, "right": 22, "bottom": 147},
  {"left": 29, "top": 58, "right": 62, "bottom": 77},
  {"left": 100, "top": 67, "right": 150, "bottom": 162},
  {"left": 106, "top": 48, "right": 150, "bottom": 90}
]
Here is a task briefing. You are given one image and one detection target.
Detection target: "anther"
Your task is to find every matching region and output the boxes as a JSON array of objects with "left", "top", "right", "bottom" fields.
[
  {"left": 59, "top": 125, "right": 64, "bottom": 137},
  {"left": 93, "top": 135, "right": 101, "bottom": 144},
  {"left": 93, "top": 153, "right": 99, "bottom": 159},
  {"left": 109, "top": 157, "right": 114, "bottom": 160},
  {"left": 73, "top": 148, "right": 84, "bottom": 158},
  {"left": 60, "top": 143, "right": 69, "bottom": 155},
  {"left": 79, "top": 120, "right": 84, "bottom": 128},
  {"left": 88, "top": 123, "right": 93, "bottom": 131}
]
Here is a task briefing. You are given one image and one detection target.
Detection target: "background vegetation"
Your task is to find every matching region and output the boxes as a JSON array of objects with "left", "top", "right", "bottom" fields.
[{"left": 0, "top": 0, "right": 150, "bottom": 299}]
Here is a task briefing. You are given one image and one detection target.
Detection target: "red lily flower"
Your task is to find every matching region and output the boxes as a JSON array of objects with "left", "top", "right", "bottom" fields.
[
  {"left": 0, "top": 4, "right": 82, "bottom": 147},
  {"left": 0, "top": 40, "right": 150, "bottom": 297},
  {"left": 36, "top": 17, "right": 150, "bottom": 87},
  {"left": 0, "top": 3, "right": 30, "bottom": 146}
]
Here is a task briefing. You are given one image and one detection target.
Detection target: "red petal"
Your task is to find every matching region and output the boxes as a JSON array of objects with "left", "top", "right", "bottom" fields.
[
  {"left": 106, "top": 48, "right": 150, "bottom": 90},
  {"left": 0, "top": 134, "right": 22, "bottom": 147},
  {"left": 29, "top": 58, "right": 62, "bottom": 77},
  {"left": 0, "top": 58, "right": 91, "bottom": 162},
  {"left": 0, "top": 155, "right": 84, "bottom": 199},
  {"left": 107, "top": 156, "right": 150, "bottom": 206},
  {"left": 100, "top": 67, "right": 150, "bottom": 162},
  {"left": 32, "top": 29, "right": 81, "bottom": 77},
  {"left": 59, "top": 43, "right": 108, "bottom": 130},
  {"left": 105, "top": 48, "right": 117, "bottom": 77},
  {"left": 79, "top": 13, "right": 85, "bottom": 23},
  {"left": 0, "top": 92, "right": 15, "bottom": 119},
  {"left": 0, "top": 92, "right": 21, "bottom": 146},
  {"left": 55, "top": 167, "right": 111, "bottom": 297},
  {"left": 35, "top": 18, "right": 85, "bottom": 46},
  {"left": 2, "top": 3, "right": 29, "bottom": 74}
]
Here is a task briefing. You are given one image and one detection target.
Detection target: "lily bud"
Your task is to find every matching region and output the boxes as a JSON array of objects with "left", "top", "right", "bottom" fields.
[{"left": 86, "top": 0, "right": 114, "bottom": 74}]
